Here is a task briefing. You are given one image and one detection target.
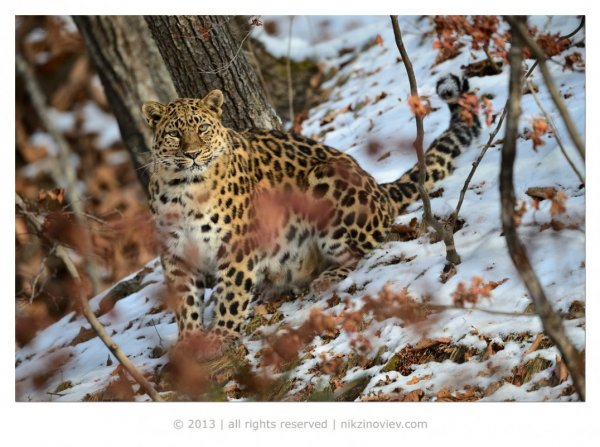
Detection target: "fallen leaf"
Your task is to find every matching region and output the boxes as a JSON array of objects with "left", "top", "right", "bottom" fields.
[
  {"left": 407, "top": 374, "right": 432, "bottom": 385},
  {"left": 525, "top": 333, "right": 544, "bottom": 354},
  {"left": 400, "top": 389, "right": 424, "bottom": 402},
  {"left": 553, "top": 355, "right": 569, "bottom": 384},
  {"left": 414, "top": 337, "right": 451, "bottom": 350}
]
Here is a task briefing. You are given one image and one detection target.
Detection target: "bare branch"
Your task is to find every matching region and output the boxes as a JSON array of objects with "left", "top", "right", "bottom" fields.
[
  {"left": 500, "top": 16, "right": 585, "bottom": 399},
  {"left": 505, "top": 16, "right": 585, "bottom": 160},
  {"left": 390, "top": 15, "right": 461, "bottom": 265},
  {"left": 451, "top": 109, "right": 507, "bottom": 225},
  {"left": 15, "top": 51, "right": 101, "bottom": 294},
  {"left": 526, "top": 79, "right": 584, "bottom": 185},
  {"left": 16, "top": 194, "right": 164, "bottom": 402}
]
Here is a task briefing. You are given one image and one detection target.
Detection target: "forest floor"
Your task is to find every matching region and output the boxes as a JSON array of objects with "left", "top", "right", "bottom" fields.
[{"left": 15, "top": 15, "right": 585, "bottom": 402}]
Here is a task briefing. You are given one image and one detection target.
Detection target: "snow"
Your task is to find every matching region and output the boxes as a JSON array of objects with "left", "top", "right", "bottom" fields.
[
  {"left": 29, "top": 131, "right": 58, "bottom": 155},
  {"left": 48, "top": 107, "right": 76, "bottom": 133},
  {"left": 80, "top": 101, "right": 122, "bottom": 148},
  {"left": 15, "top": 16, "right": 585, "bottom": 402},
  {"left": 24, "top": 28, "right": 47, "bottom": 44}
]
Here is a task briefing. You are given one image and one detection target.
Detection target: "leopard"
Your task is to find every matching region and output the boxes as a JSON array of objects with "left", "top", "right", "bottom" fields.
[{"left": 141, "top": 73, "right": 480, "bottom": 356}]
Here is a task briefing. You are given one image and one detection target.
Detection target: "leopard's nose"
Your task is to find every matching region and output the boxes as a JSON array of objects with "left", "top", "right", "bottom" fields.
[{"left": 184, "top": 151, "right": 200, "bottom": 160}]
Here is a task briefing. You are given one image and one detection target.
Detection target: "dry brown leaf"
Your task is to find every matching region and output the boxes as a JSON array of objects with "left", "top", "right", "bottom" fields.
[
  {"left": 553, "top": 355, "right": 569, "bottom": 384},
  {"left": 526, "top": 186, "right": 559, "bottom": 201},
  {"left": 414, "top": 337, "right": 451, "bottom": 350},
  {"left": 550, "top": 191, "right": 567, "bottom": 216},
  {"left": 377, "top": 151, "right": 391, "bottom": 162},
  {"left": 407, "top": 95, "right": 432, "bottom": 118},
  {"left": 407, "top": 373, "right": 432, "bottom": 385},
  {"left": 527, "top": 118, "right": 550, "bottom": 150},
  {"left": 400, "top": 389, "right": 424, "bottom": 402},
  {"left": 525, "top": 333, "right": 544, "bottom": 355},
  {"left": 483, "top": 380, "right": 504, "bottom": 397}
]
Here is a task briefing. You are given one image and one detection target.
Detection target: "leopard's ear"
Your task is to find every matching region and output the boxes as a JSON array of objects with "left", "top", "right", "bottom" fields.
[
  {"left": 203, "top": 90, "right": 224, "bottom": 117},
  {"left": 142, "top": 101, "right": 166, "bottom": 129}
]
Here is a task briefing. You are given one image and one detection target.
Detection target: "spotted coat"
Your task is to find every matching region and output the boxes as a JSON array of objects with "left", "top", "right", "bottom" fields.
[{"left": 141, "top": 75, "right": 480, "bottom": 342}]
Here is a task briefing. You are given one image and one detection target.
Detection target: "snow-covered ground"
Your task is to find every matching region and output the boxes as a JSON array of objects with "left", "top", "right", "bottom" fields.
[{"left": 15, "top": 16, "right": 585, "bottom": 402}]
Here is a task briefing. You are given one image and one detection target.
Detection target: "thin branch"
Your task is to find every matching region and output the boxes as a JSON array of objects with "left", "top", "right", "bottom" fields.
[
  {"left": 16, "top": 194, "right": 163, "bottom": 402},
  {"left": 451, "top": 109, "right": 507, "bottom": 225},
  {"left": 428, "top": 303, "right": 543, "bottom": 319},
  {"left": 29, "top": 245, "right": 56, "bottom": 304},
  {"left": 482, "top": 41, "right": 501, "bottom": 73},
  {"left": 16, "top": 53, "right": 78, "bottom": 202},
  {"left": 195, "top": 26, "right": 254, "bottom": 75},
  {"left": 526, "top": 79, "right": 584, "bottom": 185},
  {"left": 500, "top": 17, "right": 585, "bottom": 400},
  {"left": 16, "top": 51, "right": 101, "bottom": 294},
  {"left": 390, "top": 15, "right": 460, "bottom": 265},
  {"left": 505, "top": 16, "right": 585, "bottom": 160}
]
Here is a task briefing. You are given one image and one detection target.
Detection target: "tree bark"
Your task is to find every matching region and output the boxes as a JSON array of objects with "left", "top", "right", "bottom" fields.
[
  {"left": 144, "top": 15, "right": 282, "bottom": 132},
  {"left": 73, "top": 15, "right": 178, "bottom": 191}
]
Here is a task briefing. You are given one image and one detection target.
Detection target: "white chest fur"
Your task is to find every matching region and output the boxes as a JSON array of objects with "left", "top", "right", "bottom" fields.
[{"left": 153, "top": 186, "right": 221, "bottom": 272}]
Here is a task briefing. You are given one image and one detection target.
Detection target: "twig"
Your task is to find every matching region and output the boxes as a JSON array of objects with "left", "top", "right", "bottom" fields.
[
  {"left": 526, "top": 79, "right": 584, "bottom": 185},
  {"left": 450, "top": 109, "right": 507, "bottom": 225},
  {"left": 16, "top": 51, "right": 101, "bottom": 295},
  {"left": 500, "top": 17, "right": 585, "bottom": 400},
  {"left": 482, "top": 41, "right": 501, "bottom": 73},
  {"left": 286, "top": 16, "right": 295, "bottom": 125},
  {"left": 65, "top": 209, "right": 108, "bottom": 226},
  {"left": 46, "top": 391, "right": 66, "bottom": 397},
  {"left": 16, "top": 193, "right": 163, "bottom": 402},
  {"left": 151, "top": 320, "right": 164, "bottom": 347},
  {"left": 29, "top": 245, "right": 56, "bottom": 304},
  {"left": 505, "top": 16, "right": 585, "bottom": 160},
  {"left": 390, "top": 15, "right": 460, "bottom": 265},
  {"left": 429, "top": 303, "right": 541, "bottom": 319},
  {"left": 195, "top": 26, "right": 254, "bottom": 75}
]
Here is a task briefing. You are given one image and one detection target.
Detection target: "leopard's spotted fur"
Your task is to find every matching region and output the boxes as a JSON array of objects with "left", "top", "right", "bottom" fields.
[{"left": 142, "top": 74, "right": 480, "bottom": 345}]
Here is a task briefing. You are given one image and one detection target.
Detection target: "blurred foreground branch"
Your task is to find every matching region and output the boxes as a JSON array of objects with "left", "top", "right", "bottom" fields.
[
  {"left": 501, "top": 16, "right": 585, "bottom": 400},
  {"left": 16, "top": 193, "right": 163, "bottom": 402},
  {"left": 505, "top": 15, "right": 585, "bottom": 160},
  {"left": 16, "top": 51, "right": 101, "bottom": 294}
]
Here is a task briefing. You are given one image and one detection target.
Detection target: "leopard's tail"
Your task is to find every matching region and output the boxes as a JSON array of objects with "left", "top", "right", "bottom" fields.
[{"left": 380, "top": 74, "right": 481, "bottom": 216}]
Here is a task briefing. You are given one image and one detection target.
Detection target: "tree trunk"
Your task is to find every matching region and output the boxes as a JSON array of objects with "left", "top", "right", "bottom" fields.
[
  {"left": 144, "top": 15, "right": 282, "bottom": 131},
  {"left": 73, "top": 15, "right": 178, "bottom": 191}
]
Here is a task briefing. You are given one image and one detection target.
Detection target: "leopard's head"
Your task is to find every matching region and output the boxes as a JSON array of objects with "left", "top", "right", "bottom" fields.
[{"left": 142, "top": 90, "right": 229, "bottom": 176}]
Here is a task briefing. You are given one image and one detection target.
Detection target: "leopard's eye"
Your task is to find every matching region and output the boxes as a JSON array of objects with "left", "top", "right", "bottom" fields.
[
  {"left": 198, "top": 123, "right": 210, "bottom": 134},
  {"left": 166, "top": 130, "right": 180, "bottom": 138}
]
